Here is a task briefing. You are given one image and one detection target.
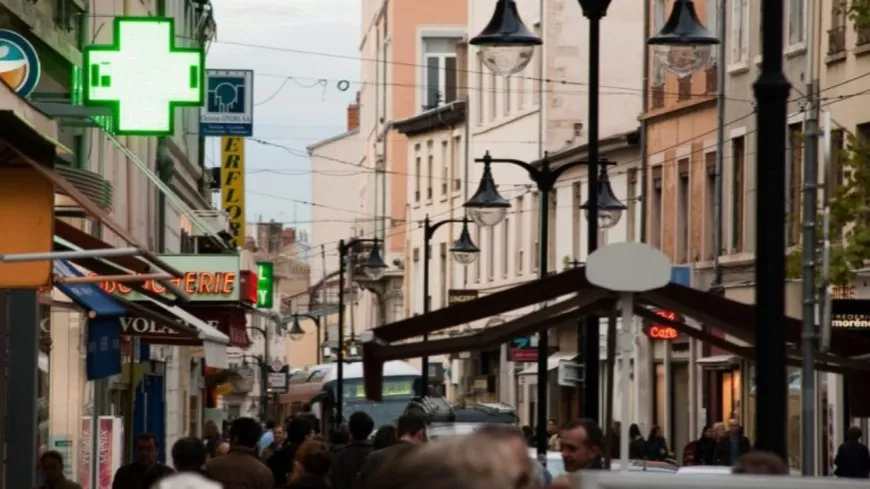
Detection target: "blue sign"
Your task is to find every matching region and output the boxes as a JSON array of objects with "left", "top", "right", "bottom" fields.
[
  {"left": 53, "top": 260, "right": 125, "bottom": 380},
  {"left": 511, "top": 336, "right": 531, "bottom": 349},
  {"left": 0, "top": 29, "right": 41, "bottom": 97},
  {"left": 670, "top": 265, "right": 691, "bottom": 286},
  {"left": 200, "top": 69, "right": 254, "bottom": 136}
]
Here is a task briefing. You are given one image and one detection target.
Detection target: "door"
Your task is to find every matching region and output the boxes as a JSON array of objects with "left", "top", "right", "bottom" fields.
[{"left": 134, "top": 375, "right": 167, "bottom": 463}]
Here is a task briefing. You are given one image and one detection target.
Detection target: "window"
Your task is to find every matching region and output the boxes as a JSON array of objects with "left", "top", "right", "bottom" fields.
[
  {"left": 517, "top": 68, "right": 525, "bottom": 110},
  {"left": 704, "top": 152, "right": 717, "bottom": 259},
  {"left": 516, "top": 195, "right": 525, "bottom": 275},
  {"left": 547, "top": 193, "right": 556, "bottom": 271},
  {"left": 414, "top": 154, "right": 421, "bottom": 202},
  {"left": 627, "top": 170, "right": 637, "bottom": 241},
  {"left": 531, "top": 192, "right": 540, "bottom": 270},
  {"left": 788, "top": 124, "right": 803, "bottom": 246},
  {"left": 731, "top": 136, "right": 745, "bottom": 252},
  {"left": 502, "top": 218, "right": 510, "bottom": 277},
  {"left": 440, "top": 242, "right": 448, "bottom": 308},
  {"left": 441, "top": 140, "right": 449, "bottom": 196},
  {"left": 706, "top": 0, "right": 719, "bottom": 62},
  {"left": 504, "top": 77, "right": 511, "bottom": 115},
  {"left": 830, "top": 129, "right": 844, "bottom": 240},
  {"left": 788, "top": 0, "right": 806, "bottom": 46},
  {"left": 533, "top": 23, "right": 542, "bottom": 107},
  {"left": 474, "top": 224, "right": 482, "bottom": 281},
  {"left": 730, "top": 0, "right": 749, "bottom": 64},
  {"left": 381, "top": 29, "right": 389, "bottom": 121},
  {"left": 452, "top": 136, "right": 462, "bottom": 192},
  {"left": 423, "top": 38, "right": 459, "bottom": 110},
  {"left": 427, "top": 141, "right": 434, "bottom": 201},
  {"left": 490, "top": 72, "right": 498, "bottom": 121},
  {"left": 652, "top": 167, "right": 663, "bottom": 248},
  {"left": 487, "top": 225, "right": 495, "bottom": 280},
  {"left": 678, "top": 76, "right": 691, "bottom": 101},
  {"left": 477, "top": 53, "right": 485, "bottom": 124},
  {"left": 677, "top": 159, "right": 690, "bottom": 263},
  {"left": 829, "top": 1, "right": 847, "bottom": 54},
  {"left": 652, "top": 0, "right": 667, "bottom": 86}
]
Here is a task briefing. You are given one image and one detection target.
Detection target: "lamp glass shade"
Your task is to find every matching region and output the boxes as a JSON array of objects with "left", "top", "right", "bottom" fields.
[
  {"left": 470, "top": 0, "right": 542, "bottom": 76},
  {"left": 450, "top": 221, "right": 480, "bottom": 265},
  {"left": 464, "top": 162, "right": 510, "bottom": 228},
  {"left": 580, "top": 168, "right": 627, "bottom": 230},
  {"left": 287, "top": 318, "right": 305, "bottom": 341},
  {"left": 648, "top": 0, "right": 718, "bottom": 78},
  {"left": 653, "top": 44, "right": 712, "bottom": 78},
  {"left": 363, "top": 241, "right": 388, "bottom": 281},
  {"left": 584, "top": 207, "right": 623, "bottom": 230}
]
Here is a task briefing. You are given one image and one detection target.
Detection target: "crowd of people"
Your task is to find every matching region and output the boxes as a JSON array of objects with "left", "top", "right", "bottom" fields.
[{"left": 33, "top": 410, "right": 870, "bottom": 489}]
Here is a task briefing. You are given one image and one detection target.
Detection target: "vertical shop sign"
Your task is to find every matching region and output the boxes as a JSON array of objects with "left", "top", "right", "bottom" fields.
[
  {"left": 221, "top": 136, "right": 246, "bottom": 248},
  {"left": 256, "top": 262, "right": 274, "bottom": 308}
]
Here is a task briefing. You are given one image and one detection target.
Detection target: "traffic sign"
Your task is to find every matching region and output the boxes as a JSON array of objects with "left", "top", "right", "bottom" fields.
[
  {"left": 200, "top": 69, "right": 254, "bottom": 136},
  {"left": 83, "top": 17, "right": 205, "bottom": 136}
]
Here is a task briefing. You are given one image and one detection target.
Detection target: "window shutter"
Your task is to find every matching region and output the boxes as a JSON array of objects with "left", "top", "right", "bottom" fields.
[{"left": 730, "top": 0, "right": 741, "bottom": 62}]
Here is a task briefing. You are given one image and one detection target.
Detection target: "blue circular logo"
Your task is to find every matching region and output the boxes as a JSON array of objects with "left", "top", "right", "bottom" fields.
[{"left": 0, "top": 29, "right": 41, "bottom": 97}]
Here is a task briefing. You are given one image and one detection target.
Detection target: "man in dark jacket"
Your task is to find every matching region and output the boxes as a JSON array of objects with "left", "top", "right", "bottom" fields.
[
  {"left": 359, "top": 414, "right": 427, "bottom": 485},
  {"left": 835, "top": 426, "right": 870, "bottom": 478},
  {"left": 714, "top": 420, "right": 751, "bottom": 466},
  {"left": 111, "top": 433, "right": 174, "bottom": 489},
  {"left": 267, "top": 417, "right": 313, "bottom": 486},
  {"left": 331, "top": 412, "right": 375, "bottom": 489},
  {"left": 206, "top": 417, "right": 274, "bottom": 489}
]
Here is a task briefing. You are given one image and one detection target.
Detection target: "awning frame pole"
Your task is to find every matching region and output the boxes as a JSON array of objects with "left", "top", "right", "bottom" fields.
[
  {"left": 0, "top": 247, "right": 141, "bottom": 263},
  {"left": 54, "top": 273, "right": 173, "bottom": 285}
]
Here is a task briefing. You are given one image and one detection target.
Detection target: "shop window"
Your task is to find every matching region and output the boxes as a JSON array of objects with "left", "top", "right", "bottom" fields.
[{"left": 788, "top": 124, "right": 803, "bottom": 246}]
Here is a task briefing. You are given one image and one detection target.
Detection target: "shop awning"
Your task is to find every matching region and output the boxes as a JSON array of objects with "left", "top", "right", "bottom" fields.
[
  {"left": 143, "top": 297, "right": 229, "bottom": 368},
  {"left": 183, "top": 305, "right": 251, "bottom": 349}
]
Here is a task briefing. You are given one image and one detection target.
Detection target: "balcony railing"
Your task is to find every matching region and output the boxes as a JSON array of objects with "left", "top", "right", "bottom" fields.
[
  {"left": 829, "top": 26, "right": 847, "bottom": 53},
  {"left": 54, "top": 162, "right": 114, "bottom": 210},
  {"left": 857, "top": 25, "right": 870, "bottom": 46}
]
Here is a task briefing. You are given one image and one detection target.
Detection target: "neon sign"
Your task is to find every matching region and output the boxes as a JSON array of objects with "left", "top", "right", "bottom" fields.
[
  {"left": 646, "top": 310, "right": 679, "bottom": 340},
  {"left": 96, "top": 271, "right": 236, "bottom": 297}
]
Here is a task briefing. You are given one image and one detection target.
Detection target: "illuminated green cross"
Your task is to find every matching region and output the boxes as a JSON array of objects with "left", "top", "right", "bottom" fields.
[{"left": 83, "top": 17, "right": 204, "bottom": 136}]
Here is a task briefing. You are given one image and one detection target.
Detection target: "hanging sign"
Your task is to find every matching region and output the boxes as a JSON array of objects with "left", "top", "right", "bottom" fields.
[
  {"left": 200, "top": 69, "right": 254, "bottom": 136},
  {"left": 0, "top": 29, "right": 42, "bottom": 96},
  {"left": 256, "top": 262, "right": 274, "bottom": 308},
  {"left": 221, "top": 137, "right": 246, "bottom": 248},
  {"left": 82, "top": 17, "right": 204, "bottom": 135},
  {"left": 644, "top": 310, "right": 680, "bottom": 340}
]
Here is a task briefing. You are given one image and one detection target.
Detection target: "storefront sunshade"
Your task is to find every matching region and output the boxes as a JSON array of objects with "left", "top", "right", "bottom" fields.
[{"left": 143, "top": 297, "right": 230, "bottom": 368}]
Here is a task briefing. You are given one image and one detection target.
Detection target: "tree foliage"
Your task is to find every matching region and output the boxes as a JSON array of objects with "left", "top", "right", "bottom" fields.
[
  {"left": 849, "top": 0, "right": 870, "bottom": 28},
  {"left": 786, "top": 133, "right": 870, "bottom": 286}
]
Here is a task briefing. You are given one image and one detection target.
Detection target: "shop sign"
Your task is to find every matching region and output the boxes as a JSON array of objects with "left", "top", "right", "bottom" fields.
[
  {"left": 644, "top": 310, "right": 680, "bottom": 340},
  {"left": 0, "top": 30, "right": 41, "bottom": 96},
  {"left": 256, "top": 262, "right": 274, "bottom": 308},
  {"left": 510, "top": 334, "right": 539, "bottom": 363},
  {"left": 119, "top": 316, "right": 183, "bottom": 339},
  {"left": 200, "top": 69, "right": 254, "bottom": 136},
  {"left": 221, "top": 137, "right": 246, "bottom": 248},
  {"left": 830, "top": 299, "right": 870, "bottom": 333},
  {"left": 97, "top": 255, "right": 240, "bottom": 302},
  {"left": 448, "top": 289, "right": 478, "bottom": 306},
  {"left": 83, "top": 17, "right": 204, "bottom": 136}
]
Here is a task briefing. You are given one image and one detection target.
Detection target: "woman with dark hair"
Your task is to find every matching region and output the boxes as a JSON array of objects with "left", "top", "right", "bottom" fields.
[
  {"left": 281, "top": 440, "right": 331, "bottom": 489},
  {"left": 691, "top": 425, "right": 717, "bottom": 466},
  {"left": 372, "top": 425, "right": 397, "bottom": 450},
  {"left": 628, "top": 424, "right": 645, "bottom": 460},
  {"left": 644, "top": 425, "right": 669, "bottom": 461}
]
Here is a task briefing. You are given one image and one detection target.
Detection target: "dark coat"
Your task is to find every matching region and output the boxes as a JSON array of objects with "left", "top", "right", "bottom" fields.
[
  {"left": 645, "top": 436, "right": 669, "bottom": 461},
  {"left": 713, "top": 436, "right": 751, "bottom": 466},
  {"left": 834, "top": 440, "right": 870, "bottom": 478},
  {"left": 629, "top": 437, "right": 646, "bottom": 460},
  {"left": 280, "top": 474, "right": 330, "bottom": 489},
  {"left": 267, "top": 442, "right": 302, "bottom": 487},
  {"left": 692, "top": 436, "right": 717, "bottom": 465},
  {"left": 112, "top": 462, "right": 174, "bottom": 489},
  {"left": 206, "top": 447, "right": 274, "bottom": 489},
  {"left": 358, "top": 441, "right": 416, "bottom": 486},
  {"left": 331, "top": 440, "right": 373, "bottom": 489}
]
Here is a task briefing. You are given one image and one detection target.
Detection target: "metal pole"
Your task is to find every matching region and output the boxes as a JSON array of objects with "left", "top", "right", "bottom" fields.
[
  {"left": 581, "top": 6, "right": 603, "bottom": 424},
  {"left": 6, "top": 290, "right": 39, "bottom": 489},
  {"left": 712, "top": 0, "right": 727, "bottom": 289},
  {"left": 336, "top": 241, "right": 346, "bottom": 428},
  {"left": 535, "top": 183, "right": 550, "bottom": 463},
  {"left": 90, "top": 375, "right": 101, "bottom": 489},
  {"left": 801, "top": 0, "right": 820, "bottom": 474},
  {"left": 422, "top": 216, "right": 431, "bottom": 390},
  {"left": 0, "top": 247, "right": 142, "bottom": 263},
  {"left": 754, "top": 0, "right": 791, "bottom": 459},
  {"left": 603, "top": 310, "right": 617, "bottom": 469},
  {"left": 263, "top": 322, "right": 270, "bottom": 421},
  {"left": 316, "top": 319, "right": 322, "bottom": 364},
  {"left": 618, "top": 293, "right": 633, "bottom": 472}
]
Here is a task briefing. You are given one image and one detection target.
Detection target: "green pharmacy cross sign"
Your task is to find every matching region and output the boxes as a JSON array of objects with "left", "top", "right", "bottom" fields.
[
  {"left": 83, "top": 17, "right": 205, "bottom": 136},
  {"left": 256, "top": 262, "right": 274, "bottom": 308}
]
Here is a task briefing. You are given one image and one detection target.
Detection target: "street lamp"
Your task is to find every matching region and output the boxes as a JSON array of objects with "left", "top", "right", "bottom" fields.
[
  {"left": 421, "top": 216, "right": 480, "bottom": 388},
  {"left": 290, "top": 312, "right": 323, "bottom": 363},
  {"left": 336, "top": 237, "right": 388, "bottom": 426},
  {"left": 647, "top": 0, "right": 719, "bottom": 78},
  {"left": 580, "top": 166, "right": 627, "bottom": 230},
  {"left": 470, "top": 0, "right": 542, "bottom": 77},
  {"left": 464, "top": 150, "right": 623, "bottom": 459}
]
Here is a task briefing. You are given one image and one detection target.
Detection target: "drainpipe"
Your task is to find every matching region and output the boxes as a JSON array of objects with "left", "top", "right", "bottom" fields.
[
  {"left": 639, "top": 0, "right": 650, "bottom": 243},
  {"left": 711, "top": 0, "right": 726, "bottom": 291},
  {"left": 157, "top": 138, "right": 170, "bottom": 253}
]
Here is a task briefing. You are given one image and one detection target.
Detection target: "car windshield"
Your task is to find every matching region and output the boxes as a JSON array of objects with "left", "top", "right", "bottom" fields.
[{"left": 343, "top": 399, "right": 409, "bottom": 429}]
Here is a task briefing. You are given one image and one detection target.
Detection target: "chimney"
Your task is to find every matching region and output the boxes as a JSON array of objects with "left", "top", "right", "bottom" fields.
[
  {"left": 282, "top": 228, "right": 297, "bottom": 248},
  {"left": 347, "top": 91, "right": 360, "bottom": 131}
]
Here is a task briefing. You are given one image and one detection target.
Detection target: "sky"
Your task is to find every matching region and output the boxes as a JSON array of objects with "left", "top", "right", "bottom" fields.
[{"left": 205, "top": 0, "right": 361, "bottom": 236}]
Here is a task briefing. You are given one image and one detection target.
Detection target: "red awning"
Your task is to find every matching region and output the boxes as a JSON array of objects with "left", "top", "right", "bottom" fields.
[{"left": 182, "top": 306, "right": 251, "bottom": 349}]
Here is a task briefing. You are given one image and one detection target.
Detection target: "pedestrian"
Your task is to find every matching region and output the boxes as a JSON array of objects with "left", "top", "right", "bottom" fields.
[
  {"left": 644, "top": 425, "right": 669, "bottom": 461},
  {"left": 263, "top": 424, "right": 287, "bottom": 461},
  {"left": 366, "top": 433, "right": 535, "bottom": 489},
  {"left": 204, "top": 420, "right": 223, "bottom": 459},
  {"left": 206, "top": 417, "right": 274, "bottom": 489},
  {"left": 372, "top": 425, "right": 397, "bottom": 450},
  {"left": 691, "top": 425, "right": 716, "bottom": 466},
  {"left": 332, "top": 412, "right": 375, "bottom": 489},
  {"left": 329, "top": 423, "right": 350, "bottom": 449},
  {"left": 476, "top": 425, "right": 550, "bottom": 486},
  {"left": 38, "top": 450, "right": 81, "bottom": 489},
  {"left": 216, "top": 441, "right": 231, "bottom": 457},
  {"left": 521, "top": 426, "right": 534, "bottom": 446},
  {"left": 359, "top": 413, "right": 427, "bottom": 484},
  {"left": 281, "top": 440, "right": 332, "bottom": 489},
  {"left": 713, "top": 419, "right": 750, "bottom": 466},
  {"left": 546, "top": 419, "right": 561, "bottom": 451},
  {"left": 732, "top": 451, "right": 789, "bottom": 475},
  {"left": 267, "top": 417, "right": 312, "bottom": 486},
  {"left": 560, "top": 418, "right": 604, "bottom": 472},
  {"left": 628, "top": 424, "right": 645, "bottom": 460},
  {"left": 607, "top": 421, "right": 621, "bottom": 460},
  {"left": 834, "top": 426, "right": 870, "bottom": 478},
  {"left": 112, "top": 433, "right": 174, "bottom": 489},
  {"left": 259, "top": 420, "right": 278, "bottom": 457},
  {"left": 148, "top": 437, "right": 218, "bottom": 489}
]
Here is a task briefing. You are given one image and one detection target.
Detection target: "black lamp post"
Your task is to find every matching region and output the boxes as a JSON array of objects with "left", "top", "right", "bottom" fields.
[
  {"left": 336, "top": 238, "right": 388, "bottom": 426},
  {"left": 421, "top": 216, "right": 480, "bottom": 389},
  {"left": 289, "top": 313, "right": 321, "bottom": 363},
  {"left": 464, "top": 150, "right": 624, "bottom": 460}
]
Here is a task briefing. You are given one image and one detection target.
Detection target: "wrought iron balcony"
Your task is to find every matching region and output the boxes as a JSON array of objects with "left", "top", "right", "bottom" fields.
[{"left": 54, "top": 161, "right": 113, "bottom": 211}]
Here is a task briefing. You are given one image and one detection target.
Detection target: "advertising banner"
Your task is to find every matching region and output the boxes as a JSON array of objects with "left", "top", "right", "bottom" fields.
[{"left": 221, "top": 137, "right": 246, "bottom": 248}]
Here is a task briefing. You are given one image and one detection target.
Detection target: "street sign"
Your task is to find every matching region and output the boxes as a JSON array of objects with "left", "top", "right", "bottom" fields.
[
  {"left": 270, "top": 358, "right": 283, "bottom": 372},
  {"left": 83, "top": 17, "right": 204, "bottom": 136},
  {"left": 267, "top": 372, "right": 287, "bottom": 393},
  {"left": 200, "top": 69, "right": 254, "bottom": 136}
]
